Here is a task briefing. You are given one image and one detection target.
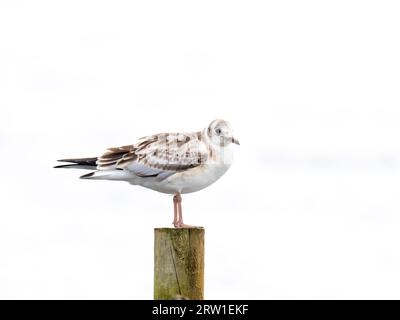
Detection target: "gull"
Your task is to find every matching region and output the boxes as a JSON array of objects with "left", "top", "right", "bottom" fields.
[{"left": 55, "top": 119, "right": 239, "bottom": 228}]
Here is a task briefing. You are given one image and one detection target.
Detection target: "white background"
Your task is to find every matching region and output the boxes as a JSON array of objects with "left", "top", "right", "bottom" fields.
[{"left": 1, "top": 0, "right": 400, "bottom": 299}]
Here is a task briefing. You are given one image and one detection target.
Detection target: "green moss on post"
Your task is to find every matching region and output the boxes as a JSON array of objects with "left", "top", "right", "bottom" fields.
[{"left": 154, "top": 228, "right": 204, "bottom": 300}]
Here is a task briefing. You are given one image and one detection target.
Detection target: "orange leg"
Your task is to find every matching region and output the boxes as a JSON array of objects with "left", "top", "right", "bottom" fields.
[
  {"left": 173, "top": 193, "right": 194, "bottom": 228},
  {"left": 173, "top": 194, "right": 179, "bottom": 228}
]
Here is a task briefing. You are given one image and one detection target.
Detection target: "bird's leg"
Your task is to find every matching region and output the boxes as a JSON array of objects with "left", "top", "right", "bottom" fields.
[
  {"left": 175, "top": 193, "right": 194, "bottom": 228},
  {"left": 176, "top": 193, "right": 183, "bottom": 226},
  {"left": 172, "top": 194, "right": 179, "bottom": 228}
]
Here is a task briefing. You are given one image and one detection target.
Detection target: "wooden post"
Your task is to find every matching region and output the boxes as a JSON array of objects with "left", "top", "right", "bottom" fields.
[{"left": 154, "top": 227, "right": 204, "bottom": 300}]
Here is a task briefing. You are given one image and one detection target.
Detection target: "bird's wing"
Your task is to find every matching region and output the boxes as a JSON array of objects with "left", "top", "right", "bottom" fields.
[{"left": 97, "top": 132, "right": 208, "bottom": 181}]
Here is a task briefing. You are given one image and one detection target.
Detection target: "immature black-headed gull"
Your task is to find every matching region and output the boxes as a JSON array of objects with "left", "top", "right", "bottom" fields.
[{"left": 55, "top": 119, "right": 239, "bottom": 228}]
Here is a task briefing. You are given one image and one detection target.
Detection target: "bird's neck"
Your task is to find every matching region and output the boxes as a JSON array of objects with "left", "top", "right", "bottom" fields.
[{"left": 201, "top": 128, "right": 233, "bottom": 164}]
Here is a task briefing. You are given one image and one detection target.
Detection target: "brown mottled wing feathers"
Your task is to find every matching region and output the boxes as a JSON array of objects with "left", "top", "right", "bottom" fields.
[
  {"left": 97, "top": 132, "right": 207, "bottom": 178},
  {"left": 97, "top": 145, "right": 136, "bottom": 168}
]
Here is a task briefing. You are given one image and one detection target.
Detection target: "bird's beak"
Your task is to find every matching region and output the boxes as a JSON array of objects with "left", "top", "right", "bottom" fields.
[{"left": 232, "top": 137, "right": 240, "bottom": 145}]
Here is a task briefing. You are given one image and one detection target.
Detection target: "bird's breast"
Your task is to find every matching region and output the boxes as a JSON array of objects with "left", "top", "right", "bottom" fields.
[
  {"left": 167, "top": 162, "right": 231, "bottom": 194},
  {"left": 164, "top": 147, "right": 234, "bottom": 194}
]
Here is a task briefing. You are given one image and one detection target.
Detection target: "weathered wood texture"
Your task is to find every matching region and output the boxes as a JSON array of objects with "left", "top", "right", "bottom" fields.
[{"left": 154, "top": 227, "right": 204, "bottom": 300}]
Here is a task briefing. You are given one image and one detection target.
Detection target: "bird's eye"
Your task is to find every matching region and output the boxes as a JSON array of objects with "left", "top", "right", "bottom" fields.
[{"left": 215, "top": 128, "right": 221, "bottom": 135}]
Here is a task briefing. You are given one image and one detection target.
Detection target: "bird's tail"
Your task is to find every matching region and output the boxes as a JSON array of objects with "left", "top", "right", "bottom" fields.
[
  {"left": 54, "top": 157, "right": 98, "bottom": 170},
  {"left": 54, "top": 157, "right": 130, "bottom": 181},
  {"left": 79, "top": 170, "right": 130, "bottom": 180}
]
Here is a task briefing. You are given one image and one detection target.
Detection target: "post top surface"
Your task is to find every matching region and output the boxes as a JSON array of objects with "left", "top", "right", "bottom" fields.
[{"left": 154, "top": 227, "right": 204, "bottom": 230}]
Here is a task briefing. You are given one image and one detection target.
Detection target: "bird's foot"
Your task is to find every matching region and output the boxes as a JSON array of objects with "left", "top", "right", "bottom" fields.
[{"left": 174, "top": 222, "right": 199, "bottom": 228}]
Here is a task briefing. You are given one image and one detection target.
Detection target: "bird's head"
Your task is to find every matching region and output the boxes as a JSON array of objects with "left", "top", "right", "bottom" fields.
[{"left": 206, "top": 119, "right": 240, "bottom": 147}]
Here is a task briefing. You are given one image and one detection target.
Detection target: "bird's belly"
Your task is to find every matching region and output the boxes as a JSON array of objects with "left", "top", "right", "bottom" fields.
[
  {"left": 171, "top": 162, "right": 232, "bottom": 194},
  {"left": 138, "top": 162, "right": 231, "bottom": 194}
]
